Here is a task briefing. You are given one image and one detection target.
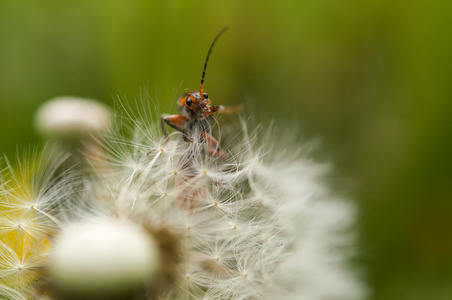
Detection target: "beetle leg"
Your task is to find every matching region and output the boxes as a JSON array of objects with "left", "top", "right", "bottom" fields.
[
  {"left": 200, "top": 131, "right": 218, "bottom": 147},
  {"left": 203, "top": 106, "right": 220, "bottom": 118},
  {"left": 160, "top": 116, "right": 169, "bottom": 137},
  {"left": 201, "top": 131, "right": 222, "bottom": 157},
  {"left": 206, "top": 147, "right": 226, "bottom": 158},
  {"left": 203, "top": 104, "right": 243, "bottom": 118},
  {"left": 161, "top": 114, "right": 192, "bottom": 142}
]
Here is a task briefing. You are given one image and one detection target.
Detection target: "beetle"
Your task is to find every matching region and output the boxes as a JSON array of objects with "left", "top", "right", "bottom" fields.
[{"left": 161, "top": 27, "right": 241, "bottom": 157}]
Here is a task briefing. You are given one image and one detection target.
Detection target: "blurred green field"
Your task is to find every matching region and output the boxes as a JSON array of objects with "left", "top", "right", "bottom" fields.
[{"left": 1, "top": 1, "right": 451, "bottom": 299}]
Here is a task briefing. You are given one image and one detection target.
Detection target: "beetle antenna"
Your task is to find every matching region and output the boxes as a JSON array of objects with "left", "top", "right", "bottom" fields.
[{"left": 200, "top": 26, "right": 228, "bottom": 99}]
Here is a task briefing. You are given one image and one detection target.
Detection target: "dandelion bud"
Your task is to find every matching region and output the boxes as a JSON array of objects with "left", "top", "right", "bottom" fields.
[
  {"left": 49, "top": 219, "right": 160, "bottom": 298},
  {"left": 34, "top": 96, "right": 112, "bottom": 170},
  {"left": 34, "top": 96, "right": 111, "bottom": 139}
]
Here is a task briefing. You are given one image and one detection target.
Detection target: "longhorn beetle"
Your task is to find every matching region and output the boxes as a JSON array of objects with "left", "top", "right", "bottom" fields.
[{"left": 160, "top": 27, "right": 241, "bottom": 157}]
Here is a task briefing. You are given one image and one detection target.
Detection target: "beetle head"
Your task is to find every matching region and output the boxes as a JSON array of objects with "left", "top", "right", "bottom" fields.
[{"left": 178, "top": 92, "right": 211, "bottom": 114}]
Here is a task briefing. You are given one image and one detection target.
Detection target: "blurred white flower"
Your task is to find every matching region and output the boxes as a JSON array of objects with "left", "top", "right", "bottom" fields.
[
  {"left": 50, "top": 218, "right": 160, "bottom": 298},
  {"left": 34, "top": 96, "right": 111, "bottom": 139},
  {"left": 34, "top": 96, "right": 113, "bottom": 171}
]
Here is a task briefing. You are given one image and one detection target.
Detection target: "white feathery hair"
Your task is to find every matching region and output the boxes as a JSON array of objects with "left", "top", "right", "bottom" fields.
[
  {"left": 78, "top": 97, "right": 366, "bottom": 300},
  {"left": 0, "top": 146, "right": 76, "bottom": 299},
  {"left": 0, "top": 94, "right": 366, "bottom": 299}
]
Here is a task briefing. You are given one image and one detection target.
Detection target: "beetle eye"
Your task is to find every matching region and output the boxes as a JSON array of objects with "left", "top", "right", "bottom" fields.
[
  {"left": 185, "top": 97, "right": 192, "bottom": 106},
  {"left": 203, "top": 93, "right": 208, "bottom": 99}
]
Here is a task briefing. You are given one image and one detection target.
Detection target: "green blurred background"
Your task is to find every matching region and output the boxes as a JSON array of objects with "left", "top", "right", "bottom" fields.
[{"left": 1, "top": 1, "right": 451, "bottom": 299}]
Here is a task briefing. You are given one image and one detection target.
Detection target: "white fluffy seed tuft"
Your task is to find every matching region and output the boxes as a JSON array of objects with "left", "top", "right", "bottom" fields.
[
  {"left": 34, "top": 96, "right": 111, "bottom": 138},
  {"left": 49, "top": 219, "right": 159, "bottom": 297}
]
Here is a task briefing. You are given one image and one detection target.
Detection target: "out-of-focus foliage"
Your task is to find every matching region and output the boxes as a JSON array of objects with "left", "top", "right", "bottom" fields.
[{"left": 0, "top": 1, "right": 451, "bottom": 299}]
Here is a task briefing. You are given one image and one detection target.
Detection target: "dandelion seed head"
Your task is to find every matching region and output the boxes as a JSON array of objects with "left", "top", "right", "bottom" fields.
[
  {"left": 34, "top": 96, "right": 111, "bottom": 139},
  {"left": 2, "top": 96, "right": 366, "bottom": 299},
  {"left": 49, "top": 218, "right": 160, "bottom": 297},
  {"left": 0, "top": 146, "right": 77, "bottom": 299}
]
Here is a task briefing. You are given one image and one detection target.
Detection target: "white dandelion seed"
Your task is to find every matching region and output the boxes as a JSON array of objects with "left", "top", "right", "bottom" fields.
[{"left": 0, "top": 146, "right": 76, "bottom": 300}]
